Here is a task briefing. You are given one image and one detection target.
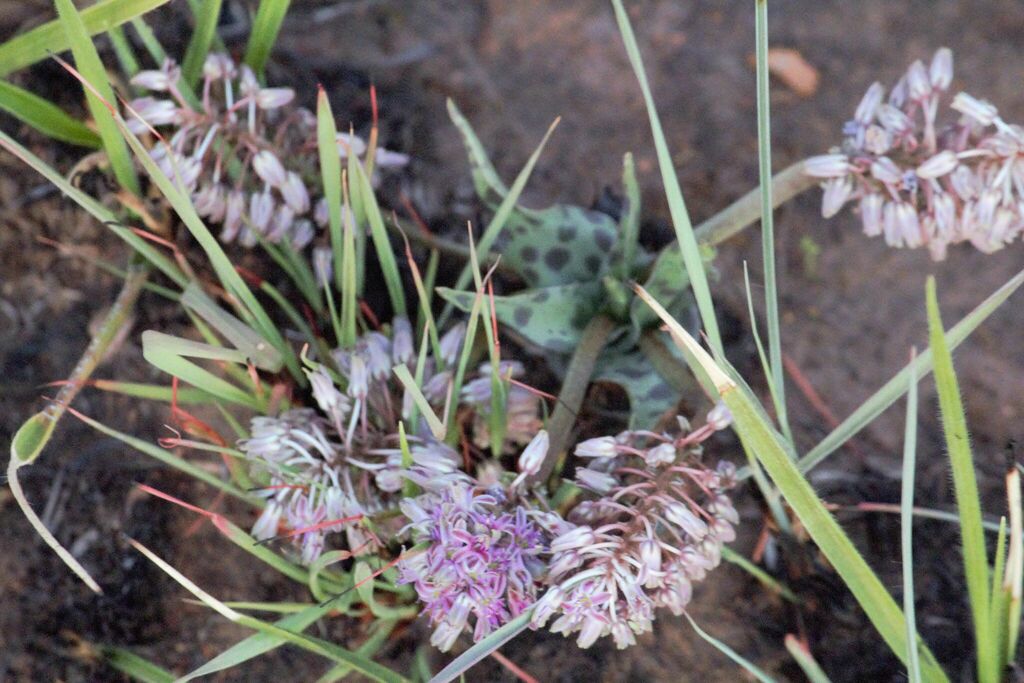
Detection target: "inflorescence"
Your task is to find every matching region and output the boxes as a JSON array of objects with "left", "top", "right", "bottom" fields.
[
  {"left": 806, "top": 48, "right": 1024, "bottom": 260},
  {"left": 125, "top": 53, "right": 408, "bottom": 249},
  {"left": 393, "top": 407, "right": 738, "bottom": 652}
]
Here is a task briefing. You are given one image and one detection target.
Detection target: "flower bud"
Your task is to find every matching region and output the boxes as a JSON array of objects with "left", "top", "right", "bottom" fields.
[
  {"left": 853, "top": 82, "right": 884, "bottom": 125},
  {"left": 644, "top": 442, "right": 677, "bottom": 466},
  {"left": 574, "top": 436, "right": 618, "bottom": 458},
  {"left": 131, "top": 69, "right": 171, "bottom": 91},
  {"left": 290, "top": 219, "right": 315, "bottom": 249},
  {"left": 252, "top": 150, "right": 287, "bottom": 188},
  {"left": 391, "top": 317, "right": 414, "bottom": 365},
  {"left": 516, "top": 430, "right": 549, "bottom": 479},
  {"left": 550, "top": 526, "right": 596, "bottom": 554},
  {"left": 574, "top": 468, "right": 617, "bottom": 494},
  {"left": 706, "top": 401, "right": 733, "bottom": 430},
  {"left": 916, "top": 150, "right": 958, "bottom": 179},
  {"left": 249, "top": 190, "right": 274, "bottom": 233},
  {"left": 951, "top": 92, "right": 998, "bottom": 127},
  {"left": 929, "top": 47, "right": 953, "bottom": 90},
  {"left": 870, "top": 156, "right": 902, "bottom": 185},
  {"left": 256, "top": 87, "right": 296, "bottom": 109},
  {"left": 664, "top": 501, "right": 709, "bottom": 540},
  {"left": 859, "top": 193, "right": 884, "bottom": 237},
  {"left": 821, "top": 176, "right": 853, "bottom": 218},
  {"left": 804, "top": 154, "right": 851, "bottom": 178},
  {"left": 906, "top": 59, "right": 931, "bottom": 100},
  {"left": 203, "top": 53, "right": 235, "bottom": 80},
  {"left": 336, "top": 132, "right": 367, "bottom": 158},
  {"left": 281, "top": 171, "right": 310, "bottom": 213}
]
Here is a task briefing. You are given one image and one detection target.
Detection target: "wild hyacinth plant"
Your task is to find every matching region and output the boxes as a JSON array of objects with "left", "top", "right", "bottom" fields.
[
  {"left": 807, "top": 48, "right": 1024, "bottom": 260},
  {"left": 4, "top": 0, "right": 1024, "bottom": 680}
]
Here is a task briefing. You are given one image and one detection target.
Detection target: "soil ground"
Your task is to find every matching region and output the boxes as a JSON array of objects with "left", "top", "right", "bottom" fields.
[{"left": 3, "top": 1, "right": 1024, "bottom": 681}]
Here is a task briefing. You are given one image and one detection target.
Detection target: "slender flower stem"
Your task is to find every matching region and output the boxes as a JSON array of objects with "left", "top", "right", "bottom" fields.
[
  {"left": 535, "top": 314, "right": 617, "bottom": 484},
  {"left": 694, "top": 161, "right": 817, "bottom": 248}
]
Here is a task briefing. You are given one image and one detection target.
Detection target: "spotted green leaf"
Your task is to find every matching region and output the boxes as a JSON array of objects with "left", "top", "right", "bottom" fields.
[
  {"left": 594, "top": 348, "right": 679, "bottom": 428},
  {"left": 499, "top": 204, "right": 619, "bottom": 288},
  {"left": 437, "top": 282, "right": 603, "bottom": 354}
]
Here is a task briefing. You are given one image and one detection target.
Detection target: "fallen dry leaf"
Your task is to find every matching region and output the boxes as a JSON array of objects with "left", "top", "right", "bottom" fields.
[{"left": 764, "top": 48, "right": 820, "bottom": 97}]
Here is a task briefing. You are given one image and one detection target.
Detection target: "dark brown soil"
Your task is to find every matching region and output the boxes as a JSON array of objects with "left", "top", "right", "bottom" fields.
[{"left": 3, "top": 1, "right": 1024, "bottom": 681}]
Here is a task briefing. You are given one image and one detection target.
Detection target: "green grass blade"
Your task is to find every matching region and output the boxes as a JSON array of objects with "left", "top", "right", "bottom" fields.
[
  {"left": 128, "top": 538, "right": 406, "bottom": 683},
  {"left": 753, "top": 0, "right": 790, "bottom": 444},
  {"left": 0, "top": 128, "right": 187, "bottom": 287},
  {"left": 393, "top": 364, "right": 445, "bottom": 439},
  {"left": 442, "top": 101, "right": 559, "bottom": 321},
  {"left": 244, "top": 0, "right": 291, "bottom": 74},
  {"left": 721, "top": 547, "right": 798, "bottom": 603},
  {"left": 615, "top": 152, "right": 640, "bottom": 279},
  {"left": 429, "top": 610, "right": 531, "bottom": 683},
  {"left": 685, "top": 613, "right": 775, "bottom": 683},
  {"left": 73, "top": 409, "right": 258, "bottom": 504},
  {"left": 0, "top": 79, "right": 100, "bottom": 147},
  {"left": 783, "top": 635, "right": 831, "bottom": 683},
  {"left": 106, "top": 24, "right": 139, "bottom": 77},
  {"left": 901, "top": 352, "right": 922, "bottom": 683},
  {"left": 646, "top": 298, "right": 948, "bottom": 682},
  {"left": 353, "top": 158, "right": 407, "bottom": 316},
  {"left": 128, "top": 16, "right": 166, "bottom": 64},
  {"left": 178, "top": 603, "right": 333, "bottom": 681},
  {"left": 610, "top": 0, "right": 722, "bottom": 356},
  {"left": 180, "top": 0, "right": 223, "bottom": 86},
  {"left": 0, "top": 0, "right": 171, "bottom": 77},
  {"left": 99, "top": 645, "right": 175, "bottom": 683},
  {"left": 141, "top": 330, "right": 261, "bottom": 409},
  {"left": 54, "top": 0, "right": 140, "bottom": 195},
  {"left": 926, "top": 276, "right": 992, "bottom": 683},
  {"left": 798, "top": 266, "right": 1024, "bottom": 475}
]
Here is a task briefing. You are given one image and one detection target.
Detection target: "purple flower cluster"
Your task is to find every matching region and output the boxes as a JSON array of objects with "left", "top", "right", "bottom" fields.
[
  {"left": 807, "top": 48, "right": 1024, "bottom": 260},
  {"left": 397, "top": 484, "right": 548, "bottom": 651},
  {"left": 239, "top": 319, "right": 544, "bottom": 565},
  {"left": 125, "top": 54, "right": 408, "bottom": 249}
]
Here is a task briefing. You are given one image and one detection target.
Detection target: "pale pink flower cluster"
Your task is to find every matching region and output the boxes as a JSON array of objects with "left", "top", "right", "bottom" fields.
[
  {"left": 806, "top": 48, "right": 1024, "bottom": 260},
  {"left": 125, "top": 54, "right": 408, "bottom": 249},
  {"left": 530, "top": 414, "right": 737, "bottom": 649}
]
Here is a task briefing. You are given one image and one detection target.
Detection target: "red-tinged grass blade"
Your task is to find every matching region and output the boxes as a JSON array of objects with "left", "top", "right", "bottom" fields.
[
  {"left": 90, "top": 379, "right": 215, "bottom": 404},
  {"left": 0, "top": 79, "right": 100, "bottom": 147},
  {"left": 1005, "top": 468, "right": 1023, "bottom": 662},
  {"left": 54, "top": 0, "right": 139, "bottom": 195},
  {"left": 0, "top": 128, "right": 187, "bottom": 287},
  {"left": 784, "top": 635, "right": 831, "bottom": 683},
  {"left": 128, "top": 538, "right": 407, "bottom": 683},
  {"left": 925, "top": 277, "right": 992, "bottom": 683},
  {"left": 641, "top": 289, "right": 949, "bottom": 682},
  {"left": 70, "top": 406, "right": 257, "bottom": 504},
  {"left": 430, "top": 611, "right": 532, "bottom": 683},
  {"left": 0, "top": 0, "right": 171, "bottom": 77},
  {"left": 243, "top": 0, "right": 292, "bottom": 75}
]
